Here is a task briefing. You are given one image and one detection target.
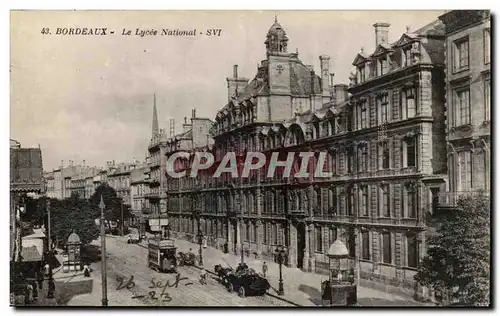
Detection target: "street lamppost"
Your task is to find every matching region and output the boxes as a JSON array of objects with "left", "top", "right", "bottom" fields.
[
  {"left": 46, "top": 199, "right": 55, "bottom": 299},
  {"left": 274, "top": 245, "right": 287, "bottom": 296},
  {"left": 99, "top": 195, "right": 108, "bottom": 306},
  {"left": 196, "top": 209, "right": 204, "bottom": 266}
]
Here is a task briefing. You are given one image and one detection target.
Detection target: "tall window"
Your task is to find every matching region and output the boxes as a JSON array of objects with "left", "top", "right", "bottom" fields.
[
  {"left": 315, "top": 188, "right": 322, "bottom": 216},
  {"left": 382, "top": 232, "right": 392, "bottom": 264},
  {"left": 360, "top": 186, "right": 369, "bottom": 216},
  {"left": 454, "top": 37, "right": 469, "bottom": 71},
  {"left": 348, "top": 232, "right": 356, "bottom": 258},
  {"left": 379, "top": 93, "right": 389, "bottom": 123},
  {"left": 405, "top": 137, "right": 417, "bottom": 168},
  {"left": 484, "top": 78, "right": 491, "bottom": 121},
  {"left": 379, "top": 58, "right": 388, "bottom": 76},
  {"left": 403, "top": 87, "right": 416, "bottom": 118},
  {"left": 347, "top": 149, "right": 354, "bottom": 174},
  {"left": 403, "top": 47, "right": 412, "bottom": 67},
  {"left": 358, "top": 146, "right": 368, "bottom": 172},
  {"left": 360, "top": 100, "right": 368, "bottom": 129},
  {"left": 358, "top": 65, "right": 366, "bottom": 82},
  {"left": 315, "top": 227, "right": 322, "bottom": 252},
  {"left": 407, "top": 234, "right": 418, "bottom": 268},
  {"left": 455, "top": 88, "right": 471, "bottom": 126},
  {"left": 263, "top": 223, "right": 268, "bottom": 244},
  {"left": 329, "top": 227, "right": 337, "bottom": 245},
  {"left": 362, "top": 231, "right": 370, "bottom": 260},
  {"left": 484, "top": 28, "right": 491, "bottom": 64},
  {"left": 272, "top": 224, "right": 278, "bottom": 245},
  {"left": 381, "top": 141, "right": 390, "bottom": 169},
  {"left": 380, "top": 185, "right": 390, "bottom": 217},
  {"left": 407, "top": 186, "right": 417, "bottom": 218},
  {"left": 253, "top": 223, "right": 257, "bottom": 242},
  {"left": 459, "top": 151, "right": 472, "bottom": 191},
  {"left": 348, "top": 187, "right": 355, "bottom": 216},
  {"left": 245, "top": 222, "right": 250, "bottom": 241}
]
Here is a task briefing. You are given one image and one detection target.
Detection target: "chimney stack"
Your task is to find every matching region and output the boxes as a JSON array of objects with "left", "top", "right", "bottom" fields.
[
  {"left": 373, "top": 22, "right": 390, "bottom": 47},
  {"left": 334, "top": 84, "right": 349, "bottom": 105},
  {"left": 192, "top": 109, "right": 196, "bottom": 118},
  {"left": 319, "top": 55, "right": 331, "bottom": 97},
  {"left": 226, "top": 64, "right": 249, "bottom": 102}
]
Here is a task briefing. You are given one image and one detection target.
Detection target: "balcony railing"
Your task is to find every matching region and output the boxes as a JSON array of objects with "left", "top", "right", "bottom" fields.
[{"left": 438, "top": 190, "right": 490, "bottom": 208}]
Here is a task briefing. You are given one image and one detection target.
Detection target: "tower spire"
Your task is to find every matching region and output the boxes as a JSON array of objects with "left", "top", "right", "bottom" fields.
[
  {"left": 275, "top": 13, "right": 278, "bottom": 23},
  {"left": 152, "top": 93, "right": 159, "bottom": 138}
]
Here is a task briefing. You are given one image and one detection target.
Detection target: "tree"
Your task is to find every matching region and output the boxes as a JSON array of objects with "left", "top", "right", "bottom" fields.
[
  {"left": 89, "top": 184, "right": 132, "bottom": 232},
  {"left": 23, "top": 196, "right": 99, "bottom": 247},
  {"left": 415, "top": 191, "right": 490, "bottom": 306}
]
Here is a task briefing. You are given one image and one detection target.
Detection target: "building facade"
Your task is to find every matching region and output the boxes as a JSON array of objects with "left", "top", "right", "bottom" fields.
[
  {"left": 346, "top": 20, "right": 447, "bottom": 292},
  {"left": 437, "top": 10, "right": 491, "bottom": 207},
  {"left": 130, "top": 162, "right": 150, "bottom": 225},
  {"left": 163, "top": 18, "right": 455, "bottom": 296},
  {"left": 107, "top": 161, "right": 135, "bottom": 205}
]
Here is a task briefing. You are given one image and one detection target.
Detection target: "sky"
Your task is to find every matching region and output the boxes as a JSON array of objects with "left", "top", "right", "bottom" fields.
[{"left": 10, "top": 10, "right": 445, "bottom": 171}]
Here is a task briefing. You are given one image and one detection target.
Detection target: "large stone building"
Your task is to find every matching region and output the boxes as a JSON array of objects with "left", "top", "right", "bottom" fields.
[
  {"left": 164, "top": 17, "right": 455, "bottom": 297},
  {"left": 346, "top": 20, "right": 447, "bottom": 294},
  {"left": 437, "top": 10, "right": 491, "bottom": 208}
]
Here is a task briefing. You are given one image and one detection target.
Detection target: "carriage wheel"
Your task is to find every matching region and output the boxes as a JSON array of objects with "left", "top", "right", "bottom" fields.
[
  {"left": 238, "top": 286, "right": 246, "bottom": 298},
  {"left": 226, "top": 283, "right": 234, "bottom": 293}
]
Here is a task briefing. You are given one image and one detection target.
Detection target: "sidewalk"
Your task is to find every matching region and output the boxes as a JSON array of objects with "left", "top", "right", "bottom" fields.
[{"left": 172, "top": 238, "right": 428, "bottom": 307}]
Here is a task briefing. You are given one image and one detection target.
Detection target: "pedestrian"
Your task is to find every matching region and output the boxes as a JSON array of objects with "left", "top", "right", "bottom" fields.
[
  {"left": 200, "top": 268, "right": 207, "bottom": 285},
  {"left": 26, "top": 284, "right": 33, "bottom": 303},
  {"left": 262, "top": 261, "right": 268, "bottom": 278},
  {"left": 83, "top": 264, "right": 90, "bottom": 278},
  {"left": 223, "top": 242, "right": 228, "bottom": 254}
]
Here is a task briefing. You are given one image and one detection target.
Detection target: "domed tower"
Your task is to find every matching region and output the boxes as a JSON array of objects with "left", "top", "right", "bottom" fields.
[{"left": 265, "top": 16, "right": 289, "bottom": 55}]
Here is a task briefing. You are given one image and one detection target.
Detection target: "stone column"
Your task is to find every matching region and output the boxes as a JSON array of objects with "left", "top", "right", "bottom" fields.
[
  {"left": 303, "top": 223, "right": 310, "bottom": 271},
  {"left": 256, "top": 219, "right": 263, "bottom": 256},
  {"left": 288, "top": 222, "right": 297, "bottom": 268},
  {"left": 235, "top": 219, "right": 241, "bottom": 255},
  {"left": 307, "top": 223, "right": 315, "bottom": 272}
]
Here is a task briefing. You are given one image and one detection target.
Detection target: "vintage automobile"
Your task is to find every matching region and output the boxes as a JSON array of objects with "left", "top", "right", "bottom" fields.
[
  {"left": 177, "top": 251, "right": 196, "bottom": 266},
  {"left": 147, "top": 239, "right": 177, "bottom": 273},
  {"left": 127, "top": 232, "right": 140, "bottom": 244},
  {"left": 215, "top": 264, "right": 270, "bottom": 297}
]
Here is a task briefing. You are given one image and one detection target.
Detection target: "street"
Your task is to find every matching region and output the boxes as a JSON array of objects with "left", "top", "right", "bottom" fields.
[{"left": 79, "top": 236, "right": 294, "bottom": 307}]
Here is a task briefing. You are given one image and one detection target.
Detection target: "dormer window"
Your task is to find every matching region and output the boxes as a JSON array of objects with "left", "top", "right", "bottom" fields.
[
  {"left": 403, "top": 46, "right": 412, "bottom": 67},
  {"left": 357, "top": 65, "right": 366, "bottom": 83},
  {"left": 378, "top": 58, "right": 388, "bottom": 76}
]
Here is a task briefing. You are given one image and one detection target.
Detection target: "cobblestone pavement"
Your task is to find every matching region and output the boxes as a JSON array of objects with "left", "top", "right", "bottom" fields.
[
  {"left": 93, "top": 236, "right": 294, "bottom": 307},
  {"left": 169, "top": 237, "right": 429, "bottom": 307}
]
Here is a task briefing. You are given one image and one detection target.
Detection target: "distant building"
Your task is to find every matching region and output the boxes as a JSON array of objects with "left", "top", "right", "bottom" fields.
[
  {"left": 130, "top": 162, "right": 149, "bottom": 227},
  {"left": 10, "top": 141, "right": 44, "bottom": 262},
  {"left": 107, "top": 161, "right": 137, "bottom": 205},
  {"left": 437, "top": 10, "right": 491, "bottom": 208}
]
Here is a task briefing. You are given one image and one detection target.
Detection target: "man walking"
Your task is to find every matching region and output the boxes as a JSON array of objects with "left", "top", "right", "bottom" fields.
[{"left": 262, "top": 261, "right": 268, "bottom": 278}]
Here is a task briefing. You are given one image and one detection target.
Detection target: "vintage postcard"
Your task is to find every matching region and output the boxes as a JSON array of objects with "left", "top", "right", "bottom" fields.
[{"left": 10, "top": 10, "right": 491, "bottom": 307}]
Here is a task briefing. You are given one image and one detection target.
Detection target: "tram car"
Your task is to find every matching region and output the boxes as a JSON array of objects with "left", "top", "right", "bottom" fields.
[{"left": 147, "top": 239, "right": 177, "bottom": 273}]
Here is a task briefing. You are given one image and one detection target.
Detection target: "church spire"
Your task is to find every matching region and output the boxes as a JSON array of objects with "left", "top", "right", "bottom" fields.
[{"left": 152, "top": 93, "right": 159, "bottom": 138}]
